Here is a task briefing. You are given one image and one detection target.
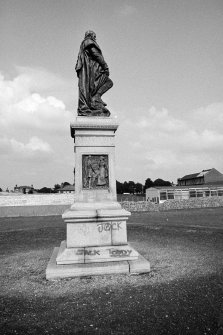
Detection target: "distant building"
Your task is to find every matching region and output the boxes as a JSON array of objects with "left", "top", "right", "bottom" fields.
[
  {"left": 14, "top": 185, "right": 34, "bottom": 194},
  {"left": 58, "top": 185, "right": 75, "bottom": 194},
  {"left": 177, "top": 168, "right": 223, "bottom": 186},
  {"left": 146, "top": 185, "right": 223, "bottom": 204},
  {"left": 146, "top": 168, "right": 223, "bottom": 204}
]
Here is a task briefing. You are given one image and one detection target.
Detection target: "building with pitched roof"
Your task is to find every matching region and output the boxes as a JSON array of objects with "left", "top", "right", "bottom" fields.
[
  {"left": 14, "top": 185, "right": 34, "bottom": 194},
  {"left": 177, "top": 168, "right": 223, "bottom": 186},
  {"left": 58, "top": 185, "right": 75, "bottom": 194}
]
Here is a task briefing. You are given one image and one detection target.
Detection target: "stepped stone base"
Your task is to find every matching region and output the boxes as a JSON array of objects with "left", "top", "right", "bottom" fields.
[{"left": 46, "top": 247, "right": 150, "bottom": 280}]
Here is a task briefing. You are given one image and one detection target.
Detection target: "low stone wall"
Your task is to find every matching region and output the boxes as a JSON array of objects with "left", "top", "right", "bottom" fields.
[
  {"left": 121, "top": 197, "right": 223, "bottom": 212},
  {"left": 120, "top": 197, "right": 223, "bottom": 212},
  {"left": 120, "top": 201, "right": 158, "bottom": 212},
  {"left": 158, "top": 196, "right": 223, "bottom": 211},
  {"left": 0, "top": 193, "right": 74, "bottom": 207}
]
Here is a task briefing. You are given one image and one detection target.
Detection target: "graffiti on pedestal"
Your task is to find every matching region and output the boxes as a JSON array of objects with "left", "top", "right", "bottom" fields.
[
  {"left": 108, "top": 248, "right": 132, "bottom": 257},
  {"left": 97, "top": 221, "right": 122, "bottom": 233},
  {"left": 76, "top": 249, "right": 100, "bottom": 256},
  {"left": 82, "top": 155, "right": 109, "bottom": 189},
  {"left": 74, "top": 248, "right": 133, "bottom": 257}
]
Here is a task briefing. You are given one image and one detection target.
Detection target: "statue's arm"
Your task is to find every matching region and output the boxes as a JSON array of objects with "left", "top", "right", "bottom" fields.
[{"left": 89, "top": 46, "right": 109, "bottom": 75}]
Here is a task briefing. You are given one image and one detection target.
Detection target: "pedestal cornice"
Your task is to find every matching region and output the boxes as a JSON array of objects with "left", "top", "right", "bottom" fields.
[{"left": 70, "top": 116, "right": 119, "bottom": 138}]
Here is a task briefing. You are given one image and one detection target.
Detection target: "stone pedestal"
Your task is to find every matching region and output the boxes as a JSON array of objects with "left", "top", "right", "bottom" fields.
[{"left": 46, "top": 116, "right": 150, "bottom": 280}]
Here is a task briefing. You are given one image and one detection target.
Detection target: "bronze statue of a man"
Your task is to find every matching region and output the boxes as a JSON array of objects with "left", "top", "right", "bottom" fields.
[{"left": 75, "top": 31, "right": 113, "bottom": 117}]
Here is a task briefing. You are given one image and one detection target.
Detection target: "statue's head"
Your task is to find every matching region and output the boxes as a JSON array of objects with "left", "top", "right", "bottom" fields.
[{"left": 85, "top": 30, "right": 96, "bottom": 40}]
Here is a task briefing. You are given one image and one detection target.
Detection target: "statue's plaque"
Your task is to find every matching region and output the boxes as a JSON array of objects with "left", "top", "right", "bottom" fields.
[{"left": 82, "top": 155, "right": 109, "bottom": 189}]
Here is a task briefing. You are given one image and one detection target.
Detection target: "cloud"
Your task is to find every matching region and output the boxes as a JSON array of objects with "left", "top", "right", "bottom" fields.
[
  {"left": 15, "top": 66, "right": 75, "bottom": 104},
  {"left": 0, "top": 67, "right": 73, "bottom": 184},
  {"left": 0, "top": 136, "right": 52, "bottom": 158},
  {"left": 0, "top": 69, "right": 73, "bottom": 134},
  {"left": 190, "top": 103, "right": 223, "bottom": 132},
  {"left": 13, "top": 136, "right": 52, "bottom": 154},
  {"left": 118, "top": 4, "right": 137, "bottom": 17},
  {"left": 116, "top": 104, "right": 223, "bottom": 183}
]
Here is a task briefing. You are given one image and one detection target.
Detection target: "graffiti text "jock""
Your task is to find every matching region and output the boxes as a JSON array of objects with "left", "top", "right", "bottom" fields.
[{"left": 97, "top": 221, "right": 122, "bottom": 233}]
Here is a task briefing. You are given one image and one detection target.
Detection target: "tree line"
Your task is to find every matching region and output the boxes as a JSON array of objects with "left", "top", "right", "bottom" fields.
[
  {"left": 116, "top": 178, "right": 172, "bottom": 194},
  {"left": 36, "top": 182, "right": 71, "bottom": 194}
]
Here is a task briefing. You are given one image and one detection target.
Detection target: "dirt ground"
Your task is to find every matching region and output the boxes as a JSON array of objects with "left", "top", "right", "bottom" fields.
[{"left": 0, "top": 208, "right": 223, "bottom": 334}]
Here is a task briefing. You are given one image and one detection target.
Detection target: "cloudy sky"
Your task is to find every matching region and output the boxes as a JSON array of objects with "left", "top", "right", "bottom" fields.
[{"left": 1, "top": 0, "right": 223, "bottom": 190}]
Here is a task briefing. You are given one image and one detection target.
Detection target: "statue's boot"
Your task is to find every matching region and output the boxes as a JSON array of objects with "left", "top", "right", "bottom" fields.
[
  {"left": 97, "top": 78, "right": 113, "bottom": 96},
  {"left": 92, "top": 94, "right": 107, "bottom": 106},
  {"left": 92, "top": 78, "right": 114, "bottom": 107}
]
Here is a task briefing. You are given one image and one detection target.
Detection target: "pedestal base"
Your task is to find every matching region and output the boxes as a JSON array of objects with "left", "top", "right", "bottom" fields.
[
  {"left": 45, "top": 116, "right": 151, "bottom": 280},
  {"left": 46, "top": 247, "right": 150, "bottom": 280}
]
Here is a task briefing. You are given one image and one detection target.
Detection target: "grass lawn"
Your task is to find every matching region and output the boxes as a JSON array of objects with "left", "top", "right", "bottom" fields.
[{"left": 0, "top": 208, "right": 223, "bottom": 334}]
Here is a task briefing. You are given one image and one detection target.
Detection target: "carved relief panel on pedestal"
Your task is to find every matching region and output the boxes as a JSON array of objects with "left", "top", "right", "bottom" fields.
[{"left": 82, "top": 155, "right": 109, "bottom": 189}]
